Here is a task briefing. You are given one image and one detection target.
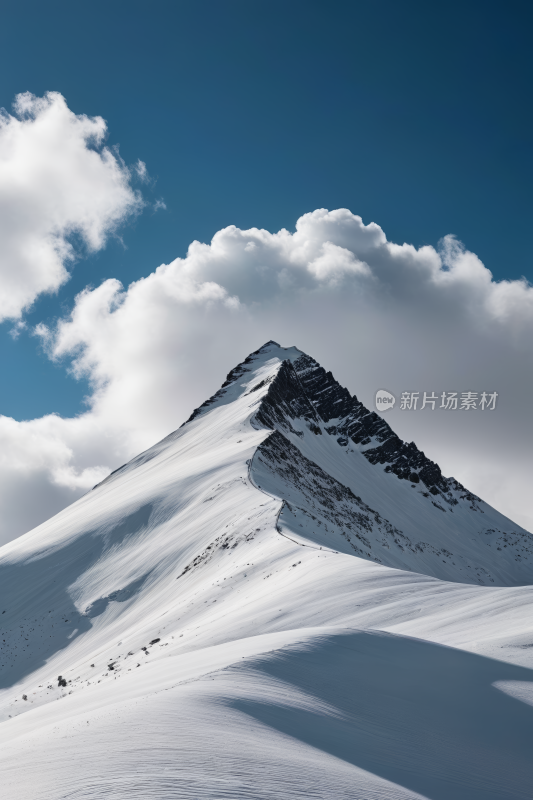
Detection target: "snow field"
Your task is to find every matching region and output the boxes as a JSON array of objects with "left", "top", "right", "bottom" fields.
[{"left": 0, "top": 342, "right": 532, "bottom": 798}]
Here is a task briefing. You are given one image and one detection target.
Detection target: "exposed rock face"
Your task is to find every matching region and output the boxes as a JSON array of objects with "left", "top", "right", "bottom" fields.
[
  {"left": 255, "top": 359, "right": 322, "bottom": 436},
  {"left": 292, "top": 352, "right": 452, "bottom": 492}
]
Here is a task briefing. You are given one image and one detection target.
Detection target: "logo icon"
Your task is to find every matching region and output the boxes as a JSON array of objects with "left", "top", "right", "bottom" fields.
[{"left": 375, "top": 389, "right": 395, "bottom": 412}]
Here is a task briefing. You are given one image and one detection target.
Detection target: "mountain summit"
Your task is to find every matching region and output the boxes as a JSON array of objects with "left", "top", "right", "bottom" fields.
[
  {"left": 180, "top": 340, "right": 532, "bottom": 587},
  {"left": 1, "top": 341, "right": 533, "bottom": 799}
]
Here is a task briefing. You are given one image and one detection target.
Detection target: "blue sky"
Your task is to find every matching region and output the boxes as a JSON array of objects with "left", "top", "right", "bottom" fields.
[
  {"left": 0, "top": 0, "right": 532, "bottom": 542},
  {"left": 1, "top": 0, "right": 531, "bottom": 419}
]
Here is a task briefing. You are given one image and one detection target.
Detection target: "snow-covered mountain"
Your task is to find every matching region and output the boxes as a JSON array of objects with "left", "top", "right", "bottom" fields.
[{"left": 1, "top": 341, "right": 533, "bottom": 800}]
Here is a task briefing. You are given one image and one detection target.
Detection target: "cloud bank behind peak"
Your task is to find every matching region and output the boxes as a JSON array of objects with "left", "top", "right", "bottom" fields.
[{"left": 0, "top": 206, "right": 531, "bottom": 544}]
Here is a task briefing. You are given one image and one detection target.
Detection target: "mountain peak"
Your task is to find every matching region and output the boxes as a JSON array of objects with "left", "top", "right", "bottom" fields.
[
  {"left": 186, "top": 342, "right": 451, "bottom": 491},
  {"left": 179, "top": 341, "right": 532, "bottom": 586}
]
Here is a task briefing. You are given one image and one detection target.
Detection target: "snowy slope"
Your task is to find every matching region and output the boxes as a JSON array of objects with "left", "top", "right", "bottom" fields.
[{"left": 1, "top": 340, "right": 532, "bottom": 799}]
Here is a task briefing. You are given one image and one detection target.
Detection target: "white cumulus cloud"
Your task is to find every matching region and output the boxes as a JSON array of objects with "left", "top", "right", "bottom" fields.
[
  {"left": 0, "top": 208, "right": 532, "bottom": 544},
  {"left": 0, "top": 91, "right": 143, "bottom": 321}
]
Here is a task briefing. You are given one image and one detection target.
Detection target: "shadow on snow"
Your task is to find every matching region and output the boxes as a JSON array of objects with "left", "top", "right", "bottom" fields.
[{"left": 232, "top": 629, "right": 533, "bottom": 800}]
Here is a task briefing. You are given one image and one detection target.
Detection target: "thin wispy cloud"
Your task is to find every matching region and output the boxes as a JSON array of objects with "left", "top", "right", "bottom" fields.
[{"left": 135, "top": 159, "right": 149, "bottom": 182}]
